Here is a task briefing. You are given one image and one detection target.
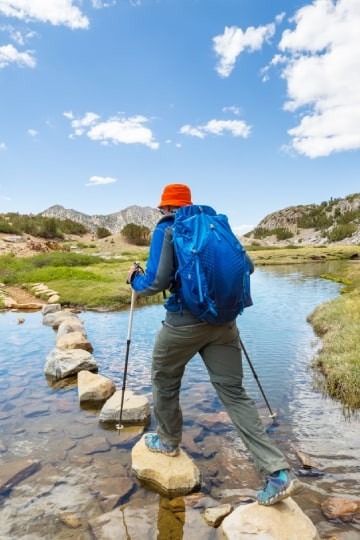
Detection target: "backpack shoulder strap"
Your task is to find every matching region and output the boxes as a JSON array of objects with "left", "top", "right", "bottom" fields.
[{"left": 158, "top": 213, "right": 175, "bottom": 226}]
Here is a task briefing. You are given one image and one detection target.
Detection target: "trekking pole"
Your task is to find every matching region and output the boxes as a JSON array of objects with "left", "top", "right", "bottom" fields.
[
  {"left": 116, "top": 286, "right": 137, "bottom": 431},
  {"left": 239, "top": 337, "right": 277, "bottom": 422}
]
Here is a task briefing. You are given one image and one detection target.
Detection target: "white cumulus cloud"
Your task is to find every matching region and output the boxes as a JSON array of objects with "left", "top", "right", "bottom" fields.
[
  {"left": 278, "top": 0, "right": 360, "bottom": 158},
  {"left": 0, "top": 0, "right": 89, "bottom": 29},
  {"left": 64, "top": 111, "right": 100, "bottom": 137},
  {"left": 86, "top": 176, "right": 117, "bottom": 186},
  {"left": 0, "top": 24, "right": 37, "bottom": 45},
  {"left": 213, "top": 22, "right": 276, "bottom": 78},
  {"left": 0, "top": 142, "right": 7, "bottom": 151},
  {"left": 65, "top": 112, "right": 159, "bottom": 149},
  {"left": 222, "top": 105, "right": 241, "bottom": 116},
  {"left": 180, "top": 119, "right": 251, "bottom": 139},
  {"left": 91, "top": 0, "right": 117, "bottom": 7},
  {"left": 0, "top": 43, "right": 35, "bottom": 68}
]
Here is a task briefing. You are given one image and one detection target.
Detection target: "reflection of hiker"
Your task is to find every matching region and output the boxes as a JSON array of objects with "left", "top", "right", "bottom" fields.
[{"left": 127, "top": 183, "right": 302, "bottom": 505}]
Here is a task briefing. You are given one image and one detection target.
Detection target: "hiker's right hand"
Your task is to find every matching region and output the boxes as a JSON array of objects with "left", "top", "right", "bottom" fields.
[{"left": 126, "top": 264, "right": 144, "bottom": 284}]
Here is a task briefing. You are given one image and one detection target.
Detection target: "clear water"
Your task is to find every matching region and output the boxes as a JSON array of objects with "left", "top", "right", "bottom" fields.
[{"left": 0, "top": 263, "right": 359, "bottom": 539}]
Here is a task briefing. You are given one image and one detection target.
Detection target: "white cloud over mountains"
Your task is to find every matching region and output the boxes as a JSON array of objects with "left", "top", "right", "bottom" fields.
[{"left": 86, "top": 176, "right": 117, "bottom": 186}]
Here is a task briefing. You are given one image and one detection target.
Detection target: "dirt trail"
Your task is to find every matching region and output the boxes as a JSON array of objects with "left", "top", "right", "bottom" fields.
[{"left": 4, "top": 286, "right": 46, "bottom": 306}]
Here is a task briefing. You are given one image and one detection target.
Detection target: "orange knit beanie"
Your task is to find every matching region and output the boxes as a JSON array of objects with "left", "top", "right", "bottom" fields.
[{"left": 158, "top": 184, "right": 192, "bottom": 208}]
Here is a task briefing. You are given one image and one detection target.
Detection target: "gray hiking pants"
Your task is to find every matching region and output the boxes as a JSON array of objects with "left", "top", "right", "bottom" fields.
[{"left": 152, "top": 320, "right": 289, "bottom": 476}]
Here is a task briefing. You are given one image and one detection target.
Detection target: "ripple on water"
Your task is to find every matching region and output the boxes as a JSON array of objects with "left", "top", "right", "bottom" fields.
[{"left": 0, "top": 264, "right": 359, "bottom": 537}]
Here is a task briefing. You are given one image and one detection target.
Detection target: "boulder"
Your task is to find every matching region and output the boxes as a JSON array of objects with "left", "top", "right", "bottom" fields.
[
  {"left": 204, "top": 503, "right": 233, "bottom": 527},
  {"left": 41, "top": 303, "right": 61, "bottom": 316},
  {"left": 99, "top": 389, "right": 150, "bottom": 425},
  {"left": 42, "top": 311, "right": 79, "bottom": 329},
  {"left": 57, "top": 318, "right": 86, "bottom": 337},
  {"left": 32, "top": 284, "right": 49, "bottom": 294},
  {"left": 220, "top": 498, "right": 320, "bottom": 540},
  {"left": 131, "top": 435, "right": 201, "bottom": 496},
  {"left": 8, "top": 301, "right": 43, "bottom": 310},
  {"left": 77, "top": 370, "right": 116, "bottom": 403},
  {"left": 56, "top": 331, "right": 93, "bottom": 353},
  {"left": 44, "top": 348, "right": 98, "bottom": 379},
  {"left": 43, "top": 289, "right": 58, "bottom": 297},
  {"left": 48, "top": 294, "right": 60, "bottom": 303}
]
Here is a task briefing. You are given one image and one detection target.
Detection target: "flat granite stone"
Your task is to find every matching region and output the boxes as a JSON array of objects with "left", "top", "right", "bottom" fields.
[{"left": 131, "top": 435, "right": 201, "bottom": 496}]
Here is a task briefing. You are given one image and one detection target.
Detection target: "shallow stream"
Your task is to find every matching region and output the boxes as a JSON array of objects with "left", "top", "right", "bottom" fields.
[{"left": 0, "top": 262, "right": 359, "bottom": 539}]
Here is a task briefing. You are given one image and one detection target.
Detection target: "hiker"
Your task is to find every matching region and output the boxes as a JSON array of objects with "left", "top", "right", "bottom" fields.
[{"left": 127, "top": 183, "right": 302, "bottom": 505}]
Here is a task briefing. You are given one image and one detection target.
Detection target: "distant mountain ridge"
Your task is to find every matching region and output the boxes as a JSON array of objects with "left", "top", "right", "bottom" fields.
[
  {"left": 41, "top": 204, "right": 160, "bottom": 234},
  {"left": 245, "top": 192, "right": 360, "bottom": 246},
  {"left": 41, "top": 193, "right": 360, "bottom": 246}
]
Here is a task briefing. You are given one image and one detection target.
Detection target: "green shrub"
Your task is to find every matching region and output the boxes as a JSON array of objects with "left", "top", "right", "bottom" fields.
[
  {"left": 0, "top": 213, "right": 90, "bottom": 238},
  {"left": 297, "top": 211, "right": 333, "bottom": 229},
  {"left": 337, "top": 209, "right": 360, "bottom": 225},
  {"left": 275, "top": 228, "right": 294, "bottom": 240},
  {"left": 0, "top": 219, "right": 22, "bottom": 234},
  {"left": 252, "top": 227, "right": 272, "bottom": 239},
  {"left": 61, "top": 219, "right": 88, "bottom": 235},
  {"left": 327, "top": 224, "right": 357, "bottom": 243},
  {"left": 122, "top": 223, "right": 151, "bottom": 246},
  {"left": 96, "top": 226, "right": 111, "bottom": 239}
]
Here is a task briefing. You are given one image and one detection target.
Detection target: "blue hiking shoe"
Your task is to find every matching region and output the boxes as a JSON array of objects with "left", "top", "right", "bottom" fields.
[
  {"left": 256, "top": 469, "right": 303, "bottom": 506},
  {"left": 144, "top": 433, "right": 179, "bottom": 457}
]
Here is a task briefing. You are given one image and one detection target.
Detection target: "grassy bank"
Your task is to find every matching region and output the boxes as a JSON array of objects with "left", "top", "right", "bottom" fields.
[
  {"left": 307, "top": 259, "right": 360, "bottom": 411},
  {"left": 1, "top": 244, "right": 359, "bottom": 409},
  {"left": 250, "top": 245, "right": 360, "bottom": 410},
  {"left": 0, "top": 249, "right": 157, "bottom": 310},
  {"left": 247, "top": 243, "right": 360, "bottom": 265}
]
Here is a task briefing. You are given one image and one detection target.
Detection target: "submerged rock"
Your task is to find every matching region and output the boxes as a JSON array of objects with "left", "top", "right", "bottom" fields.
[
  {"left": 0, "top": 459, "right": 41, "bottom": 494},
  {"left": 321, "top": 496, "right": 360, "bottom": 522}
]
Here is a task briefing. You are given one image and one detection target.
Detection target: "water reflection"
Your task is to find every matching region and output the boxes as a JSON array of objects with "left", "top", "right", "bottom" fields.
[{"left": 0, "top": 263, "right": 359, "bottom": 538}]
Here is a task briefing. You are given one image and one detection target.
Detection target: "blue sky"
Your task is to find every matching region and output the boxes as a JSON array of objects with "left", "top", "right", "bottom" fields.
[{"left": 0, "top": 0, "right": 359, "bottom": 233}]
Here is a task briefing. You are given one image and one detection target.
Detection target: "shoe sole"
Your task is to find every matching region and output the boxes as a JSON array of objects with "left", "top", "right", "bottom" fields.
[
  {"left": 146, "top": 446, "right": 179, "bottom": 457},
  {"left": 257, "top": 478, "right": 304, "bottom": 506}
]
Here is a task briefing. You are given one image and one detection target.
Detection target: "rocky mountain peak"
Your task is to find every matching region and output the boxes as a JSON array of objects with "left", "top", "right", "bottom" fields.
[
  {"left": 245, "top": 193, "right": 360, "bottom": 246},
  {"left": 40, "top": 204, "right": 160, "bottom": 234}
]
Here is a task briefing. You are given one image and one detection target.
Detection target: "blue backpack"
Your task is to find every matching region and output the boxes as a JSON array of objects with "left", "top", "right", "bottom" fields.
[{"left": 171, "top": 205, "right": 253, "bottom": 324}]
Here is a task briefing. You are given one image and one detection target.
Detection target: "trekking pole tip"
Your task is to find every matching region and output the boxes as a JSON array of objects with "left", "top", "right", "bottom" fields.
[
  {"left": 268, "top": 413, "right": 280, "bottom": 427},
  {"left": 116, "top": 423, "right": 124, "bottom": 431}
]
